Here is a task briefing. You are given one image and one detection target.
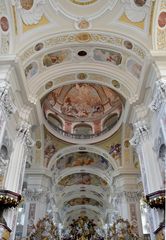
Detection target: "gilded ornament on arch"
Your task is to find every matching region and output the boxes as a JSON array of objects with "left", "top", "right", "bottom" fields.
[{"left": 75, "top": 32, "right": 91, "bottom": 42}]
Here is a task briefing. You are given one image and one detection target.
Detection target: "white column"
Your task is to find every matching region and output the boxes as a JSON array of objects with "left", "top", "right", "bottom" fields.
[
  {"left": 3, "top": 121, "right": 34, "bottom": 239},
  {"left": 4, "top": 121, "right": 34, "bottom": 192},
  {"left": 130, "top": 121, "right": 162, "bottom": 193}
]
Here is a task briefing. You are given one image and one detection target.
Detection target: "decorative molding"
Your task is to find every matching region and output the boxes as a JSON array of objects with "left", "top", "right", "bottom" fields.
[
  {"left": 16, "top": 121, "right": 34, "bottom": 150},
  {"left": 149, "top": 78, "right": 166, "bottom": 112},
  {"left": 20, "top": 32, "right": 146, "bottom": 64},
  {"left": 130, "top": 121, "right": 150, "bottom": 147},
  {"left": 0, "top": 80, "right": 17, "bottom": 117},
  {"left": 22, "top": 188, "right": 47, "bottom": 202},
  {"left": 113, "top": 190, "right": 142, "bottom": 204}
]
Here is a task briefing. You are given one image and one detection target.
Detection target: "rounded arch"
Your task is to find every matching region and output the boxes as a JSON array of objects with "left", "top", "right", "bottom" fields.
[{"left": 48, "top": 145, "right": 118, "bottom": 170}]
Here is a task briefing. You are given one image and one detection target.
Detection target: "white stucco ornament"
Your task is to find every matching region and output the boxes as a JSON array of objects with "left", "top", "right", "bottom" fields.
[
  {"left": 122, "top": 0, "right": 150, "bottom": 22},
  {"left": 13, "top": 0, "right": 45, "bottom": 25}
]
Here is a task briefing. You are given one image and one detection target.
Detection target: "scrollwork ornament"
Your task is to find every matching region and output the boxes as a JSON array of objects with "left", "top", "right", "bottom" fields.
[
  {"left": 0, "top": 80, "right": 17, "bottom": 117},
  {"left": 22, "top": 188, "right": 47, "bottom": 202},
  {"left": 16, "top": 121, "right": 35, "bottom": 150},
  {"left": 130, "top": 121, "right": 150, "bottom": 147},
  {"left": 149, "top": 78, "right": 166, "bottom": 112}
]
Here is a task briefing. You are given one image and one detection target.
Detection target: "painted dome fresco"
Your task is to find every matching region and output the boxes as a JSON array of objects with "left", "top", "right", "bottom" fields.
[{"left": 42, "top": 83, "right": 124, "bottom": 142}]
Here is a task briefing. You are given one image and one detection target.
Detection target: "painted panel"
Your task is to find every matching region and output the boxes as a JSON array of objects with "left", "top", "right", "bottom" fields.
[
  {"left": 56, "top": 152, "right": 111, "bottom": 170},
  {"left": 93, "top": 48, "right": 122, "bottom": 65},
  {"left": 58, "top": 173, "right": 108, "bottom": 188}
]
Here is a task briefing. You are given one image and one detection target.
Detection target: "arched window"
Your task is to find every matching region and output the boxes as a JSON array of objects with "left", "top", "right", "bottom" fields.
[
  {"left": 47, "top": 114, "right": 63, "bottom": 129},
  {"left": 103, "top": 113, "right": 119, "bottom": 130},
  {"left": 73, "top": 124, "right": 93, "bottom": 135}
]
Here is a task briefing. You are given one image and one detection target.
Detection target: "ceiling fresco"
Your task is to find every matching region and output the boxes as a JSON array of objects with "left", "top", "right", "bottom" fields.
[
  {"left": 64, "top": 197, "right": 103, "bottom": 208},
  {"left": 58, "top": 173, "right": 108, "bottom": 188},
  {"left": 42, "top": 83, "right": 123, "bottom": 139},
  {"left": 23, "top": 45, "right": 143, "bottom": 82},
  {"left": 0, "top": 0, "right": 160, "bottom": 231},
  {"left": 56, "top": 152, "right": 113, "bottom": 171}
]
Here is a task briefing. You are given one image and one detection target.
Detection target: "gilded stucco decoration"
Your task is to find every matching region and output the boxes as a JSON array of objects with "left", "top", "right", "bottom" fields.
[
  {"left": 20, "top": 32, "right": 146, "bottom": 64},
  {"left": 23, "top": 45, "right": 143, "bottom": 82}
]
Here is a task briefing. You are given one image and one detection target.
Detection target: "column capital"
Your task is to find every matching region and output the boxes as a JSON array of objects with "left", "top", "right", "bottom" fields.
[
  {"left": 0, "top": 80, "right": 17, "bottom": 117},
  {"left": 149, "top": 78, "right": 166, "bottom": 112},
  {"left": 130, "top": 120, "right": 150, "bottom": 147},
  {"left": 22, "top": 188, "right": 47, "bottom": 202},
  {"left": 16, "top": 121, "right": 34, "bottom": 149}
]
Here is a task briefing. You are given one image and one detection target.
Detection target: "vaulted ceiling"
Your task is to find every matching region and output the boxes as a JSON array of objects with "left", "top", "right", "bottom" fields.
[{"left": 1, "top": 0, "right": 165, "bottom": 227}]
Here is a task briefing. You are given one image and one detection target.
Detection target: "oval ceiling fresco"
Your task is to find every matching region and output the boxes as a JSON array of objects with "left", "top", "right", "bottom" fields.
[
  {"left": 58, "top": 173, "right": 108, "bottom": 188},
  {"left": 42, "top": 83, "right": 124, "bottom": 141},
  {"left": 56, "top": 152, "right": 113, "bottom": 171}
]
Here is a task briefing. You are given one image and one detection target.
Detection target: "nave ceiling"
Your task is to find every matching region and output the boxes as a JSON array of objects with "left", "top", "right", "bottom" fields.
[{"left": 0, "top": 0, "right": 165, "bottom": 227}]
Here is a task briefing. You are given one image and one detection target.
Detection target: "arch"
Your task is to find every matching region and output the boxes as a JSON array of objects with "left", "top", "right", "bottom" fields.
[{"left": 48, "top": 145, "right": 118, "bottom": 170}]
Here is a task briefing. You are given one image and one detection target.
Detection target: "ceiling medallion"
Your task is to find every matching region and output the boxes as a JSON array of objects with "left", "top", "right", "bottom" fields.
[
  {"left": 78, "top": 19, "right": 90, "bottom": 29},
  {"left": 70, "top": 0, "right": 97, "bottom": 6},
  {"left": 77, "top": 73, "right": 88, "bottom": 80}
]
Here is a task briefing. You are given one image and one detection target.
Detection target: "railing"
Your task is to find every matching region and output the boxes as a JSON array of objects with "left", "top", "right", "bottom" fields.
[{"left": 48, "top": 117, "right": 120, "bottom": 139}]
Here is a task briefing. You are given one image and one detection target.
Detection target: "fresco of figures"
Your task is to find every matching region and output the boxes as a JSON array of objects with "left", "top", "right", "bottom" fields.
[
  {"left": 56, "top": 152, "right": 112, "bottom": 170},
  {"left": 58, "top": 173, "right": 108, "bottom": 188},
  {"left": 109, "top": 143, "right": 121, "bottom": 161},
  {"left": 44, "top": 129, "right": 57, "bottom": 167},
  {"left": 24, "top": 62, "right": 38, "bottom": 79},
  {"left": 42, "top": 83, "right": 123, "bottom": 121},
  {"left": 64, "top": 197, "right": 103, "bottom": 208},
  {"left": 0, "top": 16, "right": 9, "bottom": 32},
  {"left": 93, "top": 48, "right": 122, "bottom": 65},
  {"left": 127, "top": 59, "right": 142, "bottom": 79},
  {"left": 43, "top": 49, "right": 71, "bottom": 67}
]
